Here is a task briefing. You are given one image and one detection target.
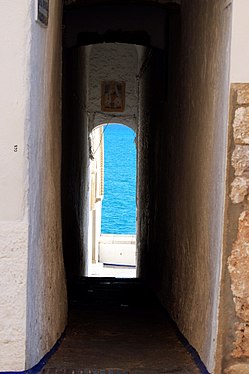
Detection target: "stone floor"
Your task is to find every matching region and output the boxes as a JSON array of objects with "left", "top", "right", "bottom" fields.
[{"left": 42, "top": 279, "right": 201, "bottom": 374}]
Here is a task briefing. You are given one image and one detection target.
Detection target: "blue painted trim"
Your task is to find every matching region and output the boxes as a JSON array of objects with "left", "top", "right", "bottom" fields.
[
  {"left": 0, "top": 332, "right": 65, "bottom": 374},
  {"left": 164, "top": 311, "right": 210, "bottom": 374},
  {"left": 175, "top": 330, "right": 211, "bottom": 374},
  {"left": 103, "top": 263, "right": 136, "bottom": 268},
  {"left": 1, "top": 306, "right": 210, "bottom": 374}
]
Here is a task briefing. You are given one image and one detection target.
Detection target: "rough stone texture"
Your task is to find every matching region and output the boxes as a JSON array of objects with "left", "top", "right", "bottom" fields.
[
  {"left": 228, "top": 211, "right": 249, "bottom": 302},
  {"left": 227, "top": 84, "right": 249, "bottom": 363},
  {"left": 230, "top": 177, "right": 249, "bottom": 203},
  {"left": 234, "top": 299, "right": 249, "bottom": 322},
  {"left": 231, "top": 146, "right": 249, "bottom": 176},
  {"left": 232, "top": 322, "right": 249, "bottom": 358},
  {"left": 225, "top": 363, "right": 249, "bottom": 374},
  {"left": 233, "top": 108, "right": 249, "bottom": 144},
  {"left": 237, "top": 85, "right": 249, "bottom": 105},
  {"left": 0, "top": 222, "right": 28, "bottom": 370},
  {"left": 230, "top": 144, "right": 249, "bottom": 204},
  {"left": 220, "top": 82, "right": 249, "bottom": 373},
  {"left": 229, "top": 88, "right": 249, "bottom": 371},
  {"left": 228, "top": 211, "right": 249, "bottom": 358}
]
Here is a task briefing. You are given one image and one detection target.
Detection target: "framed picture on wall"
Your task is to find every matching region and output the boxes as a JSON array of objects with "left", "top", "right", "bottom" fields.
[{"left": 101, "top": 81, "right": 125, "bottom": 112}]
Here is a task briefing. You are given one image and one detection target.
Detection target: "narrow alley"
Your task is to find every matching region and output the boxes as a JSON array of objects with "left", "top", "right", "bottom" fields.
[
  {"left": 2, "top": 1, "right": 249, "bottom": 374},
  {"left": 42, "top": 279, "right": 200, "bottom": 374}
]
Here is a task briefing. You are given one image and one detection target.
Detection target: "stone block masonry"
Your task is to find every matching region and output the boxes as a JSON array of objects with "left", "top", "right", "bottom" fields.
[{"left": 228, "top": 84, "right": 249, "bottom": 362}]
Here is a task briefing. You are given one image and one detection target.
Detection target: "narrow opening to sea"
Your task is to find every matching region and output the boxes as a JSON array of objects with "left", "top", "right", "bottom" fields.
[{"left": 88, "top": 123, "right": 137, "bottom": 278}]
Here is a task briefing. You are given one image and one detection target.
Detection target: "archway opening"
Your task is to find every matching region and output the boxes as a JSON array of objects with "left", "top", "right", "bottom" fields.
[{"left": 88, "top": 123, "right": 137, "bottom": 278}]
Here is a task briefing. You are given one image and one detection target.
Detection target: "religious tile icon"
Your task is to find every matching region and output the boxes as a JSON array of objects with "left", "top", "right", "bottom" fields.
[{"left": 101, "top": 81, "right": 125, "bottom": 112}]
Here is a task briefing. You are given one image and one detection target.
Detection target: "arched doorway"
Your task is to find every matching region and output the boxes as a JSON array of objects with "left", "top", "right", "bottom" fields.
[{"left": 88, "top": 123, "right": 137, "bottom": 277}]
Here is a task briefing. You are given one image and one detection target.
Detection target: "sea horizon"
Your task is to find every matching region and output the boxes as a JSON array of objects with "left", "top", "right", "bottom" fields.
[{"left": 101, "top": 124, "right": 136, "bottom": 235}]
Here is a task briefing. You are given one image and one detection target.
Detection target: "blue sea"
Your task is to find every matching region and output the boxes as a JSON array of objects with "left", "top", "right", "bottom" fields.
[{"left": 101, "top": 124, "right": 136, "bottom": 235}]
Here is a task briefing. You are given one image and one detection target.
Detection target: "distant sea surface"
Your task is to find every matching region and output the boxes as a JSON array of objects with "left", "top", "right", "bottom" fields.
[{"left": 101, "top": 124, "right": 136, "bottom": 235}]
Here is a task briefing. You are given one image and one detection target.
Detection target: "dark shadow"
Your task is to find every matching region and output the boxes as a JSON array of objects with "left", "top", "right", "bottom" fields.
[{"left": 77, "top": 30, "right": 150, "bottom": 47}]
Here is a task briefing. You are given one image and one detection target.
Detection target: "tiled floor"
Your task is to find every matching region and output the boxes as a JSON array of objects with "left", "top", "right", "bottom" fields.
[{"left": 42, "top": 279, "right": 200, "bottom": 374}]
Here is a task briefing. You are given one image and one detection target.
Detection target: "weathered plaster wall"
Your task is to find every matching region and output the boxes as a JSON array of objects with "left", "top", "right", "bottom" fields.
[
  {"left": 62, "top": 46, "right": 90, "bottom": 282},
  {"left": 172, "top": 5, "right": 231, "bottom": 369},
  {"left": 165, "top": 2, "right": 231, "bottom": 371},
  {"left": 139, "top": 2, "right": 232, "bottom": 372},
  {"left": 0, "top": 1, "right": 30, "bottom": 370},
  {"left": 25, "top": 0, "right": 67, "bottom": 368},
  {"left": 88, "top": 43, "right": 138, "bottom": 132}
]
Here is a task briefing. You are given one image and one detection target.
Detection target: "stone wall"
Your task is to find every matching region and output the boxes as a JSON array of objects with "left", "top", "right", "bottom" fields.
[{"left": 222, "top": 84, "right": 249, "bottom": 374}]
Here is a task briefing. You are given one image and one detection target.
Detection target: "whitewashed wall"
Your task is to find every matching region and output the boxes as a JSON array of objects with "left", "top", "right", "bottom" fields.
[
  {"left": 0, "top": 1, "right": 30, "bottom": 370},
  {"left": 25, "top": 0, "right": 67, "bottom": 369},
  {"left": 88, "top": 43, "right": 138, "bottom": 131},
  {"left": 0, "top": 1, "right": 67, "bottom": 370}
]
